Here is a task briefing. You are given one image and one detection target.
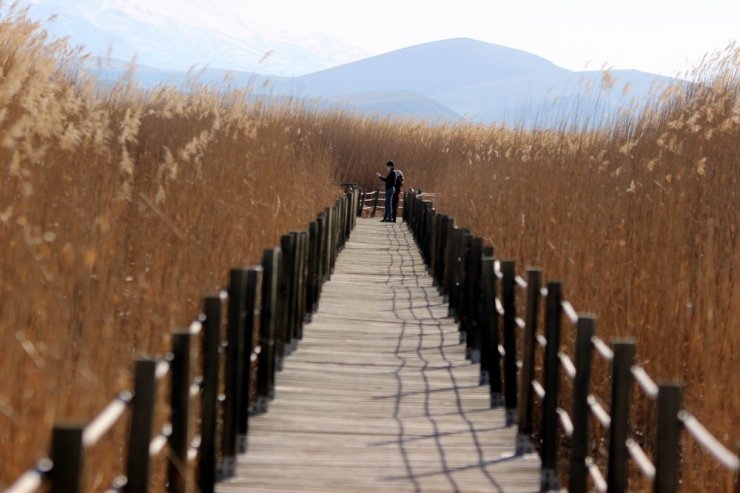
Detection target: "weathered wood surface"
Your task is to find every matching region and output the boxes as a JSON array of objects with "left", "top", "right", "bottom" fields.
[{"left": 218, "top": 218, "right": 540, "bottom": 493}]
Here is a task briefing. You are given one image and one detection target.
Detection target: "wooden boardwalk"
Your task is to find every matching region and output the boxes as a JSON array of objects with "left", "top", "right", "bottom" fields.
[{"left": 218, "top": 218, "right": 540, "bottom": 493}]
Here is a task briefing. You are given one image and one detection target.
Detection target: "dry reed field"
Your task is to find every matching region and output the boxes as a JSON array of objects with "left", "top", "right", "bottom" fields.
[{"left": 1, "top": 4, "right": 738, "bottom": 491}]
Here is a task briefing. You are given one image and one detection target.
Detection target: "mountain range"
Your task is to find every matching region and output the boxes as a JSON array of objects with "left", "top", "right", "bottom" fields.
[{"left": 18, "top": 0, "right": 681, "bottom": 126}]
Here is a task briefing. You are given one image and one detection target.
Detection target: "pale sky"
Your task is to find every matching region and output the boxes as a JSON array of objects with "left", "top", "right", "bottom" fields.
[{"left": 239, "top": 0, "right": 738, "bottom": 76}]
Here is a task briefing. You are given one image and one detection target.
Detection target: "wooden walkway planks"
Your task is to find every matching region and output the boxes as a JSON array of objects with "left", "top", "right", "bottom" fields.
[{"left": 217, "top": 218, "right": 540, "bottom": 493}]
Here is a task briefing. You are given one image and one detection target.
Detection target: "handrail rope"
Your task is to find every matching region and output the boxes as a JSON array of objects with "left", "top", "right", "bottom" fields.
[
  {"left": 556, "top": 407, "right": 574, "bottom": 437},
  {"left": 156, "top": 356, "right": 173, "bottom": 381},
  {"left": 493, "top": 261, "right": 503, "bottom": 279},
  {"left": 103, "top": 475, "right": 128, "bottom": 493},
  {"left": 82, "top": 391, "right": 134, "bottom": 448},
  {"left": 561, "top": 300, "right": 578, "bottom": 325},
  {"left": 495, "top": 297, "right": 505, "bottom": 317},
  {"left": 149, "top": 423, "right": 172, "bottom": 457},
  {"left": 626, "top": 437, "right": 656, "bottom": 480},
  {"left": 585, "top": 457, "right": 608, "bottom": 492},
  {"left": 532, "top": 380, "right": 546, "bottom": 399},
  {"left": 679, "top": 411, "right": 740, "bottom": 471},
  {"left": 591, "top": 336, "right": 614, "bottom": 361},
  {"left": 536, "top": 334, "right": 548, "bottom": 348},
  {"left": 4, "top": 459, "right": 53, "bottom": 493},
  {"left": 187, "top": 435, "right": 202, "bottom": 463},
  {"left": 189, "top": 320, "right": 202, "bottom": 336},
  {"left": 631, "top": 365, "right": 659, "bottom": 400},
  {"left": 588, "top": 394, "right": 611, "bottom": 429},
  {"left": 558, "top": 352, "right": 577, "bottom": 379},
  {"left": 514, "top": 275, "right": 528, "bottom": 289}
]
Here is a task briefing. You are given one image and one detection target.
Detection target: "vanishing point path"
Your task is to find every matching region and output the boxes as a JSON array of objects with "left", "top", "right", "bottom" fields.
[{"left": 217, "top": 218, "right": 540, "bottom": 493}]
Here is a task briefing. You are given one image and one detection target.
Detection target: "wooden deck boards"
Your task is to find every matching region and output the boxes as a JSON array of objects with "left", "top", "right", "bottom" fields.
[{"left": 217, "top": 218, "right": 540, "bottom": 492}]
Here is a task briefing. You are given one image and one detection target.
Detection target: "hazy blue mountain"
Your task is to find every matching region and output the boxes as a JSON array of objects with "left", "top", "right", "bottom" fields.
[
  {"left": 19, "top": 0, "right": 369, "bottom": 76},
  {"left": 293, "top": 38, "right": 567, "bottom": 98},
  {"left": 27, "top": 8, "right": 681, "bottom": 128}
]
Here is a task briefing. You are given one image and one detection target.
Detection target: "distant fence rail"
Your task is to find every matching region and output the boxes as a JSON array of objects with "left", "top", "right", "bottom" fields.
[
  {"left": 5, "top": 189, "right": 362, "bottom": 493},
  {"left": 356, "top": 187, "right": 438, "bottom": 217},
  {"left": 403, "top": 189, "right": 739, "bottom": 493}
]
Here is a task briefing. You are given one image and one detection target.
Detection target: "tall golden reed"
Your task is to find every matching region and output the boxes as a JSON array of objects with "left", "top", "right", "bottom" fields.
[{"left": 1, "top": 4, "right": 737, "bottom": 490}]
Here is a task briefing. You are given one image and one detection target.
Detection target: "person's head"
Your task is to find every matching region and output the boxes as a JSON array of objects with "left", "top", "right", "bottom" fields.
[{"left": 386, "top": 160, "right": 395, "bottom": 168}]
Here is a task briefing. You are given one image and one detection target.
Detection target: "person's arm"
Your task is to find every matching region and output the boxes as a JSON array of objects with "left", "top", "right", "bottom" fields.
[{"left": 377, "top": 172, "right": 387, "bottom": 182}]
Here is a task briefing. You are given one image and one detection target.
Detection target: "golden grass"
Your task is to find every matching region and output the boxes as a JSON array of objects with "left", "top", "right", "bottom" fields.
[{"left": 1, "top": 4, "right": 737, "bottom": 490}]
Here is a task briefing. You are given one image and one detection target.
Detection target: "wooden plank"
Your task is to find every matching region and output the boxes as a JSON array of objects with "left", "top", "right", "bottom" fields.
[{"left": 217, "top": 219, "right": 540, "bottom": 492}]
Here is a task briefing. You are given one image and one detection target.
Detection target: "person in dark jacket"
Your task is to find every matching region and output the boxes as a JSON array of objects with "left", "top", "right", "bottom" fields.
[{"left": 376, "top": 160, "right": 396, "bottom": 222}]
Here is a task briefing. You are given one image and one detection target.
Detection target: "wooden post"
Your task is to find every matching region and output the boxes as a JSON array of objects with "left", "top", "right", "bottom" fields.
[
  {"left": 307, "top": 222, "right": 319, "bottom": 314},
  {"left": 568, "top": 316, "right": 595, "bottom": 493},
  {"left": 280, "top": 234, "right": 296, "bottom": 355},
  {"left": 541, "top": 281, "right": 562, "bottom": 491},
  {"left": 465, "top": 237, "right": 483, "bottom": 364},
  {"left": 481, "top": 255, "right": 504, "bottom": 407},
  {"left": 371, "top": 189, "right": 380, "bottom": 217},
  {"left": 448, "top": 227, "right": 462, "bottom": 318},
  {"left": 50, "top": 424, "right": 84, "bottom": 493},
  {"left": 198, "top": 296, "right": 222, "bottom": 493},
  {"left": 443, "top": 218, "right": 456, "bottom": 299},
  {"left": 239, "top": 267, "right": 263, "bottom": 452},
  {"left": 257, "top": 249, "right": 279, "bottom": 413},
  {"left": 654, "top": 383, "right": 683, "bottom": 493},
  {"left": 297, "top": 231, "right": 309, "bottom": 332},
  {"left": 607, "top": 340, "right": 636, "bottom": 493},
  {"left": 126, "top": 358, "right": 158, "bottom": 493},
  {"left": 168, "top": 330, "right": 194, "bottom": 493},
  {"left": 290, "top": 231, "right": 302, "bottom": 343},
  {"left": 221, "top": 269, "right": 247, "bottom": 477},
  {"left": 457, "top": 233, "right": 472, "bottom": 336},
  {"left": 501, "top": 260, "right": 518, "bottom": 426},
  {"left": 516, "top": 268, "right": 541, "bottom": 454}
]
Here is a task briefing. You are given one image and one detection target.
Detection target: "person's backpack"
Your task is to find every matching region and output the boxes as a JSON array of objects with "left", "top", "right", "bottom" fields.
[{"left": 394, "top": 169, "right": 404, "bottom": 189}]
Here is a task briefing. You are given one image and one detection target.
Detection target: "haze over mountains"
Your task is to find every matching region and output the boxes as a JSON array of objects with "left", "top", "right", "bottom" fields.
[{"left": 19, "top": 0, "right": 680, "bottom": 126}]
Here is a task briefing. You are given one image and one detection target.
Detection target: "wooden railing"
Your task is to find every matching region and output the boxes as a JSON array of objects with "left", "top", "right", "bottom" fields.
[
  {"left": 5, "top": 189, "right": 362, "bottom": 493},
  {"left": 403, "top": 189, "right": 740, "bottom": 493}
]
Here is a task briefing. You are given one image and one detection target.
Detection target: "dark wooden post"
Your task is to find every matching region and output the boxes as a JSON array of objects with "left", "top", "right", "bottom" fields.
[
  {"left": 654, "top": 383, "right": 683, "bottom": 493},
  {"left": 606, "top": 340, "right": 636, "bottom": 493},
  {"left": 280, "top": 234, "right": 296, "bottom": 355},
  {"left": 481, "top": 255, "right": 504, "bottom": 407},
  {"left": 501, "top": 260, "right": 518, "bottom": 426},
  {"left": 307, "top": 222, "right": 319, "bottom": 314},
  {"left": 126, "top": 358, "right": 158, "bottom": 493},
  {"left": 448, "top": 227, "right": 462, "bottom": 318},
  {"left": 516, "top": 268, "right": 540, "bottom": 454},
  {"left": 465, "top": 237, "right": 483, "bottom": 363},
  {"left": 50, "top": 424, "right": 84, "bottom": 493},
  {"left": 443, "top": 219, "right": 456, "bottom": 299},
  {"left": 198, "top": 296, "right": 222, "bottom": 493},
  {"left": 541, "top": 281, "right": 562, "bottom": 491},
  {"left": 273, "top": 248, "right": 286, "bottom": 371},
  {"left": 457, "top": 233, "right": 472, "bottom": 337},
  {"left": 371, "top": 189, "right": 380, "bottom": 217},
  {"left": 221, "top": 269, "right": 247, "bottom": 477},
  {"left": 289, "top": 231, "right": 302, "bottom": 343},
  {"left": 568, "top": 316, "right": 595, "bottom": 493},
  {"left": 359, "top": 190, "right": 366, "bottom": 217},
  {"left": 297, "top": 231, "right": 309, "bottom": 332},
  {"left": 257, "top": 248, "right": 279, "bottom": 413},
  {"left": 434, "top": 215, "right": 448, "bottom": 289},
  {"left": 168, "top": 330, "right": 194, "bottom": 493},
  {"left": 239, "top": 267, "right": 263, "bottom": 452}
]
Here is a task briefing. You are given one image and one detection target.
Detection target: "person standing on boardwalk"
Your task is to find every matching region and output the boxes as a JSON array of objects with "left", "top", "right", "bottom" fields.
[{"left": 376, "top": 160, "right": 397, "bottom": 222}]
